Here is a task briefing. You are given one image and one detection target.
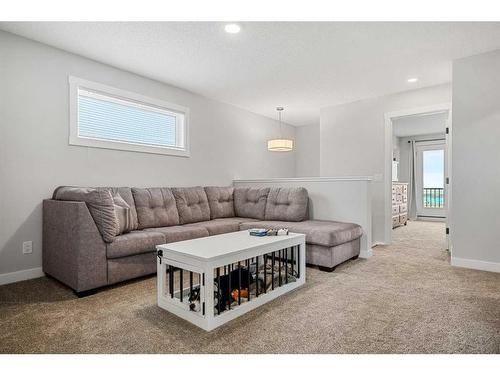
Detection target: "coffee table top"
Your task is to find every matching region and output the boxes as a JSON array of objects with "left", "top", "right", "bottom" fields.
[{"left": 157, "top": 230, "right": 305, "bottom": 261}]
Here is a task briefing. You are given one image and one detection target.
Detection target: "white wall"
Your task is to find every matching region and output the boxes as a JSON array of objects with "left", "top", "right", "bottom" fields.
[
  {"left": 234, "top": 177, "right": 372, "bottom": 258},
  {"left": 451, "top": 49, "right": 500, "bottom": 272},
  {"left": 320, "top": 84, "right": 451, "bottom": 244},
  {"left": 392, "top": 111, "right": 448, "bottom": 137},
  {"left": 295, "top": 124, "right": 320, "bottom": 177},
  {"left": 0, "top": 31, "right": 296, "bottom": 276}
]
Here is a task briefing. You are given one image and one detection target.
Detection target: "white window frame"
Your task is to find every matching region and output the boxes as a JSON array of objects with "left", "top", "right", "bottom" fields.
[{"left": 69, "top": 76, "right": 190, "bottom": 157}]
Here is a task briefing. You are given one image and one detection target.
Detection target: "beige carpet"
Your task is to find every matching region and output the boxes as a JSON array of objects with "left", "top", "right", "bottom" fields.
[{"left": 1, "top": 221, "right": 499, "bottom": 353}]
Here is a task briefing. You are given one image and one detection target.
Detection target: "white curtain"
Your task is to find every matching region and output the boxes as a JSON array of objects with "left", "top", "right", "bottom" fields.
[{"left": 408, "top": 140, "right": 418, "bottom": 220}]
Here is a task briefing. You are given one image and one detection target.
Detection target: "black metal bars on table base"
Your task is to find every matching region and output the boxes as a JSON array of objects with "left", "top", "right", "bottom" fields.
[{"left": 210, "top": 245, "right": 301, "bottom": 315}]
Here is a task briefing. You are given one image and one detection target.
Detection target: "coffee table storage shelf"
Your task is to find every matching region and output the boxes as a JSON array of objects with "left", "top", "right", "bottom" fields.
[{"left": 156, "top": 231, "right": 306, "bottom": 331}]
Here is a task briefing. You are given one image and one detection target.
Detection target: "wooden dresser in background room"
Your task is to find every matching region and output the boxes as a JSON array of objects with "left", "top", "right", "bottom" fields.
[{"left": 392, "top": 182, "right": 408, "bottom": 228}]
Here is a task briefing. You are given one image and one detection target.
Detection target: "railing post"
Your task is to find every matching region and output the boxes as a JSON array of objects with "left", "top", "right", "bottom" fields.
[{"left": 423, "top": 187, "right": 444, "bottom": 209}]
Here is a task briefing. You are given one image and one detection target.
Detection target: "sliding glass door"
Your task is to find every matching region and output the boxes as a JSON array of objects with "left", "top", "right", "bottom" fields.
[{"left": 415, "top": 141, "right": 446, "bottom": 218}]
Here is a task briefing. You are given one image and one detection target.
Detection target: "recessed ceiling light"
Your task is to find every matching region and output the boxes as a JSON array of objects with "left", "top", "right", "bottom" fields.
[
  {"left": 224, "top": 24, "right": 241, "bottom": 34},
  {"left": 407, "top": 77, "right": 418, "bottom": 83}
]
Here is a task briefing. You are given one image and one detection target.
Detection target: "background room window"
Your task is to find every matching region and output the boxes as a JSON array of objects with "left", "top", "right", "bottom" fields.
[{"left": 69, "top": 76, "right": 189, "bottom": 157}]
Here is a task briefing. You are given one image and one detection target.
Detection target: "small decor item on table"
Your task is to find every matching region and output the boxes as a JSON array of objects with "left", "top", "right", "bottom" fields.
[
  {"left": 248, "top": 228, "right": 289, "bottom": 236},
  {"left": 266, "top": 229, "right": 278, "bottom": 236},
  {"left": 248, "top": 228, "right": 268, "bottom": 237},
  {"left": 277, "top": 228, "right": 289, "bottom": 236}
]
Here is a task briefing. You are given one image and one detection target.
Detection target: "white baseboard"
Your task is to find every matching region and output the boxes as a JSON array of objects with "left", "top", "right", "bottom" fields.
[
  {"left": 416, "top": 216, "right": 446, "bottom": 222},
  {"left": 0, "top": 267, "right": 45, "bottom": 286},
  {"left": 451, "top": 257, "right": 500, "bottom": 273}
]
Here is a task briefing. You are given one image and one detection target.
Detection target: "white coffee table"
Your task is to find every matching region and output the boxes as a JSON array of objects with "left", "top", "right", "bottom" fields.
[{"left": 156, "top": 230, "right": 306, "bottom": 331}]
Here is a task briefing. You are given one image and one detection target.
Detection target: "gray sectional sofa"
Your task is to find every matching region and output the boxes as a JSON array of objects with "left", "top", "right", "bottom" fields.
[{"left": 43, "top": 186, "right": 362, "bottom": 295}]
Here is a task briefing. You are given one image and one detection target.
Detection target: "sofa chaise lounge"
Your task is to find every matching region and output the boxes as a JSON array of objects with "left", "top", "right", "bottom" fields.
[{"left": 43, "top": 186, "right": 362, "bottom": 295}]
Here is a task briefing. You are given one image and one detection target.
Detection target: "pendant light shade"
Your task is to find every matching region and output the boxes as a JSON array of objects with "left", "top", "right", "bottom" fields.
[
  {"left": 268, "top": 138, "right": 294, "bottom": 151},
  {"left": 268, "top": 107, "right": 293, "bottom": 152}
]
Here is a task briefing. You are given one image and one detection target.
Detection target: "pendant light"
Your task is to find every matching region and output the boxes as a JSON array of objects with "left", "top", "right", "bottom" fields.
[{"left": 268, "top": 107, "right": 293, "bottom": 152}]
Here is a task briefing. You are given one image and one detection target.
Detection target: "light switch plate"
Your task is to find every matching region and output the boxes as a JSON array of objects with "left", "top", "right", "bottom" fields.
[{"left": 22, "top": 241, "right": 33, "bottom": 254}]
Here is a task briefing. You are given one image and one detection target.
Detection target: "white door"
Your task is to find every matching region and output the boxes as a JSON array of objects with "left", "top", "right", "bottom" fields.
[
  {"left": 445, "top": 117, "right": 452, "bottom": 251},
  {"left": 415, "top": 140, "right": 446, "bottom": 218}
]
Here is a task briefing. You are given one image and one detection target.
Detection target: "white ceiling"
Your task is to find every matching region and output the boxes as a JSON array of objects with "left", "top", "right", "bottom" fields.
[
  {"left": 1, "top": 22, "right": 500, "bottom": 126},
  {"left": 393, "top": 111, "right": 448, "bottom": 137}
]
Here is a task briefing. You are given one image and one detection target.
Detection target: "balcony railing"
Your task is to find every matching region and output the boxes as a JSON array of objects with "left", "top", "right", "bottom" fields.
[{"left": 423, "top": 188, "right": 444, "bottom": 208}]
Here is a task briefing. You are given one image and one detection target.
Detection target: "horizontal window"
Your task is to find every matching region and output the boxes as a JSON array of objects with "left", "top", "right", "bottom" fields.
[{"left": 69, "top": 77, "right": 189, "bottom": 157}]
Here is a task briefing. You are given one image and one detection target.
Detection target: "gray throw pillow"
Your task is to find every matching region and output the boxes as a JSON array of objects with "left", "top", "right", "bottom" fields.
[
  {"left": 112, "top": 193, "right": 133, "bottom": 235},
  {"left": 53, "top": 186, "right": 119, "bottom": 243}
]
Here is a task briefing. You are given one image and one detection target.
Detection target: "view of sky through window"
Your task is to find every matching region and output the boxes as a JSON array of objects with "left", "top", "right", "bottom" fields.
[{"left": 423, "top": 149, "right": 444, "bottom": 188}]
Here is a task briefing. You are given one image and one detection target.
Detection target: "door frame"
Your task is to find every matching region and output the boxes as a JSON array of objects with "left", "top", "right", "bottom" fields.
[
  {"left": 415, "top": 140, "right": 446, "bottom": 218},
  {"left": 384, "top": 103, "right": 452, "bottom": 247}
]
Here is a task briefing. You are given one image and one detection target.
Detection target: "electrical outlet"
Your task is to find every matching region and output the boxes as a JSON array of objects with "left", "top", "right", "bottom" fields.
[{"left": 22, "top": 241, "right": 33, "bottom": 254}]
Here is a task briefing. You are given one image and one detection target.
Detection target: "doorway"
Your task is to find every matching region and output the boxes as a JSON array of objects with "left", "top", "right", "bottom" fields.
[{"left": 384, "top": 103, "right": 452, "bottom": 251}]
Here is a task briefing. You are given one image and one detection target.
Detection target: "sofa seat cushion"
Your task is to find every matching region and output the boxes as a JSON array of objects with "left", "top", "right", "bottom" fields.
[
  {"left": 220, "top": 217, "right": 260, "bottom": 224},
  {"left": 234, "top": 187, "right": 270, "bottom": 220},
  {"left": 306, "top": 241, "right": 360, "bottom": 269},
  {"left": 144, "top": 225, "right": 209, "bottom": 243},
  {"left": 185, "top": 221, "right": 238, "bottom": 236},
  {"left": 239, "top": 220, "right": 363, "bottom": 247},
  {"left": 107, "top": 252, "right": 157, "bottom": 285},
  {"left": 132, "top": 187, "right": 180, "bottom": 229},
  {"left": 172, "top": 187, "right": 211, "bottom": 224},
  {"left": 204, "top": 186, "right": 235, "bottom": 219},
  {"left": 184, "top": 217, "right": 254, "bottom": 236},
  {"left": 106, "top": 230, "right": 166, "bottom": 259},
  {"left": 265, "top": 187, "right": 308, "bottom": 222}
]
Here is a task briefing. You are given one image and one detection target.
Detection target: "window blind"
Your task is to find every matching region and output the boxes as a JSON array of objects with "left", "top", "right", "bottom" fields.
[{"left": 77, "top": 89, "right": 180, "bottom": 148}]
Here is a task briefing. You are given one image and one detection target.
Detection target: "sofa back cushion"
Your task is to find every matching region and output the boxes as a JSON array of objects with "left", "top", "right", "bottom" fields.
[
  {"left": 172, "top": 186, "right": 211, "bottom": 224},
  {"left": 132, "top": 187, "right": 180, "bottom": 229},
  {"left": 233, "top": 187, "right": 270, "bottom": 220},
  {"left": 106, "top": 187, "right": 138, "bottom": 231},
  {"left": 265, "top": 187, "right": 309, "bottom": 222},
  {"left": 204, "top": 186, "right": 235, "bottom": 219},
  {"left": 53, "top": 186, "right": 118, "bottom": 243}
]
